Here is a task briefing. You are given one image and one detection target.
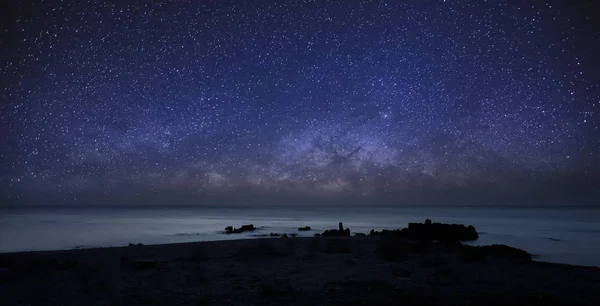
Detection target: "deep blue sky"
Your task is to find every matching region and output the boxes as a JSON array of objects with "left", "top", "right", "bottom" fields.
[{"left": 1, "top": 0, "right": 599, "bottom": 206}]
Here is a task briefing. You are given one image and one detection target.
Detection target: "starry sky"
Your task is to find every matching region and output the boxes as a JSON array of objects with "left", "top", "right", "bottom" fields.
[{"left": 1, "top": 0, "right": 599, "bottom": 206}]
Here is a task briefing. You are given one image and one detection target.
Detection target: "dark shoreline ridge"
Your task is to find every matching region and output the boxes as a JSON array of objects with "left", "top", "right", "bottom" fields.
[
  {"left": 315, "top": 219, "right": 479, "bottom": 242},
  {"left": 369, "top": 219, "right": 479, "bottom": 241},
  {"left": 1, "top": 236, "right": 600, "bottom": 305}
]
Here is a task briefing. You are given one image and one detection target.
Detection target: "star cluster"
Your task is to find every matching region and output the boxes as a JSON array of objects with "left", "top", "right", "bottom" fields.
[{"left": 1, "top": 0, "right": 599, "bottom": 205}]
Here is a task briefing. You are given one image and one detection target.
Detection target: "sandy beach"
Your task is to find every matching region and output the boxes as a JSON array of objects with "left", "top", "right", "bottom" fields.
[{"left": 1, "top": 235, "right": 600, "bottom": 305}]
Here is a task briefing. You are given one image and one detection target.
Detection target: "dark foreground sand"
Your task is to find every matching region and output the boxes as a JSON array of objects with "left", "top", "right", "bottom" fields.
[{"left": 1, "top": 236, "right": 600, "bottom": 305}]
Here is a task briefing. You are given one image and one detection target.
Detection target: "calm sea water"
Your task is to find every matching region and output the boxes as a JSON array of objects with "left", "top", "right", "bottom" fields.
[{"left": 1, "top": 206, "right": 599, "bottom": 267}]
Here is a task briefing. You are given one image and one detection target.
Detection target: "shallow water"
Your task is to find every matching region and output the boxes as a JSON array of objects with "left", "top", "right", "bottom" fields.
[{"left": 1, "top": 206, "right": 599, "bottom": 267}]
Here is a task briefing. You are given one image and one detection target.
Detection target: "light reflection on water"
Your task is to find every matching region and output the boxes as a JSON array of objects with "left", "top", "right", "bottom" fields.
[{"left": 1, "top": 206, "right": 599, "bottom": 266}]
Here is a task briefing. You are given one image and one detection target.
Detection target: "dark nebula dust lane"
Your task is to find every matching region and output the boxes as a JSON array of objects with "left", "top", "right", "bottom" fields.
[{"left": 1, "top": 0, "right": 599, "bottom": 205}]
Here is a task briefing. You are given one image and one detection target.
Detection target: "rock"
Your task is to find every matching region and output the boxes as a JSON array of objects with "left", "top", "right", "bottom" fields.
[
  {"left": 225, "top": 224, "right": 257, "bottom": 234},
  {"left": 370, "top": 229, "right": 406, "bottom": 237},
  {"left": 128, "top": 243, "right": 143, "bottom": 247},
  {"left": 460, "top": 244, "right": 532, "bottom": 263},
  {"left": 314, "top": 233, "right": 321, "bottom": 237},
  {"left": 407, "top": 220, "right": 478, "bottom": 241},
  {"left": 321, "top": 222, "right": 351, "bottom": 237},
  {"left": 281, "top": 234, "right": 288, "bottom": 238},
  {"left": 371, "top": 220, "right": 478, "bottom": 242},
  {"left": 298, "top": 226, "right": 311, "bottom": 231},
  {"left": 241, "top": 224, "right": 255, "bottom": 231},
  {"left": 269, "top": 233, "right": 281, "bottom": 237}
]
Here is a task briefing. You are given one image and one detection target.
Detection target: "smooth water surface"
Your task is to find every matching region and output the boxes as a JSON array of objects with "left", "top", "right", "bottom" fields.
[{"left": 1, "top": 206, "right": 599, "bottom": 266}]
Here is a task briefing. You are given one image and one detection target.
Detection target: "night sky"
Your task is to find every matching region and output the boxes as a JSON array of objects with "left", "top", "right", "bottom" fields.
[{"left": 1, "top": 0, "right": 599, "bottom": 206}]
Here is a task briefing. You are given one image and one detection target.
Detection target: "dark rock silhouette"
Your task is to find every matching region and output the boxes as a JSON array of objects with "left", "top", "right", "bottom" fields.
[
  {"left": 369, "top": 229, "right": 405, "bottom": 237},
  {"left": 406, "top": 220, "right": 478, "bottom": 241},
  {"left": 269, "top": 233, "right": 281, "bottom": 237},
  {"left": 314, "top": 233, "right": 321, "bottom": 237},
  {"left": 298, "top": 226, "right": 311, "bottom": 231},
  {"left": 370, "top": 219, "right": 478, "bottom": 242},
  {"left": 281, "top": 234, "right": 288, "bottom": 238},
  {"left": 241, "top": 224, "right": 255, "bottom": 231},
  {"left": 225, "top": 224, "right": 257, "bottom": 234},
  {"left": 321, "top": 222, "right": 351, "bottom": 237},
  {"left": 460, "top": 244, "right": 532, "bottom": 263}
]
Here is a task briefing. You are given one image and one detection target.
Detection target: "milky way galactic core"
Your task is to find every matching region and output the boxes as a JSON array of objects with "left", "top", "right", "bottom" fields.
[{"left": 1, "top": 1, "right": 599, "bottom": 205}]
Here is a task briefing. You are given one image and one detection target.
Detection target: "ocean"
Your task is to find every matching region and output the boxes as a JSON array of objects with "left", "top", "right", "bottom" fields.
[{"left": 1, "top": 206, "right": 599, "bottom": 267}]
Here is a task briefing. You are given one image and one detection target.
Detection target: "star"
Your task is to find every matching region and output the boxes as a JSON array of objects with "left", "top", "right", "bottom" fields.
[{"left": 0, "top": 0, "right": 598, "bottom": 206}]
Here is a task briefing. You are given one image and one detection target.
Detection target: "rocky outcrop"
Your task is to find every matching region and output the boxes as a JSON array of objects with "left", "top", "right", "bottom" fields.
[
  {"left": 369, "top": 229, "right": 405, "bottom": 237},
  {"left": 406, "top": 219, "right": 478, "bottom": 241},
  {"left": 370, "top": 219, "right": 478, "bottom": 242},
  {"left": 225, "top": 224, "right": 256, "bottom": 234},
  {"left": 321, "top": 222, "right": 351, "bottom": 237},
  {"left": 298, "top": 226, "right": 311, "bottom": 231}
]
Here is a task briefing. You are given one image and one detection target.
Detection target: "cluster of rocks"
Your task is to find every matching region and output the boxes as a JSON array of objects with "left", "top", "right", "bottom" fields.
[
  {"left": 221, "top": 219, "right": 477, "bottom": 243},
  {"left": 224, "top": 224, "right": 313, "bottom": 236},
  {"left": 225, "top": 224, "right": 256, "bottom": 234},
  {"left": 321, "top": 222, "right": 351, "bottom": 237},
  {"left": 369, "top": 219, "right": 479, "bottom": 242}
]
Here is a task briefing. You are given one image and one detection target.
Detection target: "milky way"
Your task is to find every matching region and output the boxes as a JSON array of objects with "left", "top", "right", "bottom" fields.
[{"left": 2, "top": 0, "right": 599, "bottom": 206}]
